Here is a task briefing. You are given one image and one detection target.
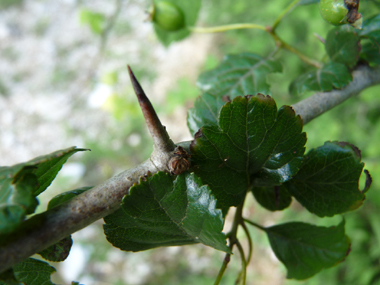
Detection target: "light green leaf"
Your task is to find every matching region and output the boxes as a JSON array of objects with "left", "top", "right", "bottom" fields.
[{"left": 79, "top": 9, "right": 105, "bottom": 35}]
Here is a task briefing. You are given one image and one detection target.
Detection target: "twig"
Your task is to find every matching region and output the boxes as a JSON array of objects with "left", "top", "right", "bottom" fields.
[{"left": 0, "top": 65, "right": 379, "bottom": 273}]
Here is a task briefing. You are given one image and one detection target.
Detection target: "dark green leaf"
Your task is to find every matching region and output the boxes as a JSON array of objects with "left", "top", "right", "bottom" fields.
[
  {"left": 187, "top": 93, "right": 228, "bottom": 136},
  {"left": 47, "top": 187, "right": 92, "bottom": 209},
  {"left": 289, "top": 62, "right": 352, "bottom": 96},
  {"left": 13, "top": 258, "right": 56, "bottom": 285},
  {"left": 197, "top": 53, "right": 282, "bottom": 97},
  {"left": 285, "top": 141, "right": 366, "bottom": 217},
  {"left": 190, "top": 95, "right": 306, "bottom": 210},
  {"left": 104, "top": 172, "right": 229, "bottom": 252},
  {"left": 0, "top": 269, "right": 19, "bottom": 285},
  {"left": 266, "top": 220, "right": 350, "bottom": 280},
  {"left": 359, "top": 14, "right": 380, "bottom": 46},
  {"left": 360, "top": 42, "right": 380, "bottom": 65},
  {"left": 38, "top": 236, "right": 73, "bottom": 262},
  {"left": 153, "top": 0, "right": 201, "bottom": 46},
  {"left": 251, "top": 185, "right": 292, "bottom": 211},
  {"left": 325, "top": 28, "right": 361, "bottom": 68}
]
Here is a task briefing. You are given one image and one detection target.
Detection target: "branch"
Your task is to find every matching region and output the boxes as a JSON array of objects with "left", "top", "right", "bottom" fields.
[
  {"left": 292, "top": 65, "right": 380, "bottom": 124},
  {"left": 0, "top": 65, "right": 379, "bottom": 273}
]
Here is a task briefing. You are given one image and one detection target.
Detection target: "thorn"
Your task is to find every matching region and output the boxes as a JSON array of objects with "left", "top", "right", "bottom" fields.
[{"left": 127, "top": 65, "right": 175, "bottom": 152}]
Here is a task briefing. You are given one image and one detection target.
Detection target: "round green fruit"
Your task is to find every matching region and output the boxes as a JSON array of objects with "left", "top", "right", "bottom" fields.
[
  {"left": 151, "top": 1, "right": 185, "bottom": 32},
  {"left": 319, "top": 0, "right": 348, "bottom": 25}
]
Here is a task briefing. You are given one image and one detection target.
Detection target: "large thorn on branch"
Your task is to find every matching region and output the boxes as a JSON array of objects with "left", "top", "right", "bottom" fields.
[{"left": 127, "top": 65, "right": 175, "bottom": 152}]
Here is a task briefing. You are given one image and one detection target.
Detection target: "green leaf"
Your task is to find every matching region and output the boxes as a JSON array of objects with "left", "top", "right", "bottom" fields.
[
  {"left": 153, "top": 0, "right": 201, "bottom": 46},
  {"left": 187, "top": 93, "right": 228, "bottom": 136},
  {"left": 28, "top": 147, "right": 89, "bottom": 196},
  {"left": 13, "top": 258, "right": 56, "bottom": 285},
  {"left": 190, "top": 95, "right": 306, "bottom": 210},
  {"left": 0, "top": 173, "right": 39, "bottom": 234},
  {"left": 289, "top": 62, "right": 352, "bottom": 96},
  {"left": 360, "top": 42, "right": 380, "bottom": 65},
  {"left": 325, "top": 27, "right": 361, "bottom": 68},
  {"left": 79, "top": 9, "right": 105, "bottom": 35},
  {"left": 104, "top": 172, "right": 229, "bottom": 253},
  {"left": 38, "top": 236, "right": 73, "bottom": 262},
  {"left": 197, "top": 53, "right": 282, "bottom": 97},
  {"left": 0, "top": 147, "right": 88, "bottom": 197},
  {"left": 188, "top": 53, "right": 282, "bottom": 135},
  {"left": 359, "top": 14, "right": 380, "bottom": 46},
  {"left": 251, "top": 185, "right": 292, "bottom": 211},
  {"left": 0, "top": 147, "right": 88, "bottom": 235},
  {"left": 285, "top": 141, "right": 366, "bottom": 217},
  {"left": 266, "top": 220, "right": 350, "bottom": 280},
  {"left": 0, "top": 269, "right": 19, "bottom": 285},
  {"left": 47, "top": 187, "right": 92, "bottom": 209}
]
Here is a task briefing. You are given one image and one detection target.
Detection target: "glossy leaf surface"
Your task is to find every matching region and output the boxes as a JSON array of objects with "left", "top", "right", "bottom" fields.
[
  {"left": 104, "top": 172, "right": 229, "bottom": 252},
  {"left": 289, "top": 62, "right": 352, "bottom": 96},
  {"left": 266, "top": 220, "right": 350, "bottom": 280},
  {"left": 285, "top": 141, "right": 366, "bottom": 217},
  {"left": 190, "top": 95, "right": 306, "bottom": 210},
  {"left": 13, "top": 258, "right": 56, "bottom": 285},
  {"left": 325, "top": 28, "right": 361, "bottom": 68}
]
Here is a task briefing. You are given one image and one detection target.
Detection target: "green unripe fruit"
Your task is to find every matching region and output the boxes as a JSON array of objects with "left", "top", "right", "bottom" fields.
[
  {"left": 319, "top": 0, "right": 348, "bottom": 26},
  {"left": 151, "top": 1, "right": 185, "bottom": 32}
]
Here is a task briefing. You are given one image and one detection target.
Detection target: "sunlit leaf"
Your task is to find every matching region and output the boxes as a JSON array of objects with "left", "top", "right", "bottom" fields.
[{"left": 104, "top": 172, "right": 229, "bottom": 252}]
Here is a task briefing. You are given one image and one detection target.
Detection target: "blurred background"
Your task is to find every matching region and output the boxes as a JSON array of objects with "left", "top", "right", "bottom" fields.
[{"left": 1, "top": 0, "right": 380, "bottom": 284}]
